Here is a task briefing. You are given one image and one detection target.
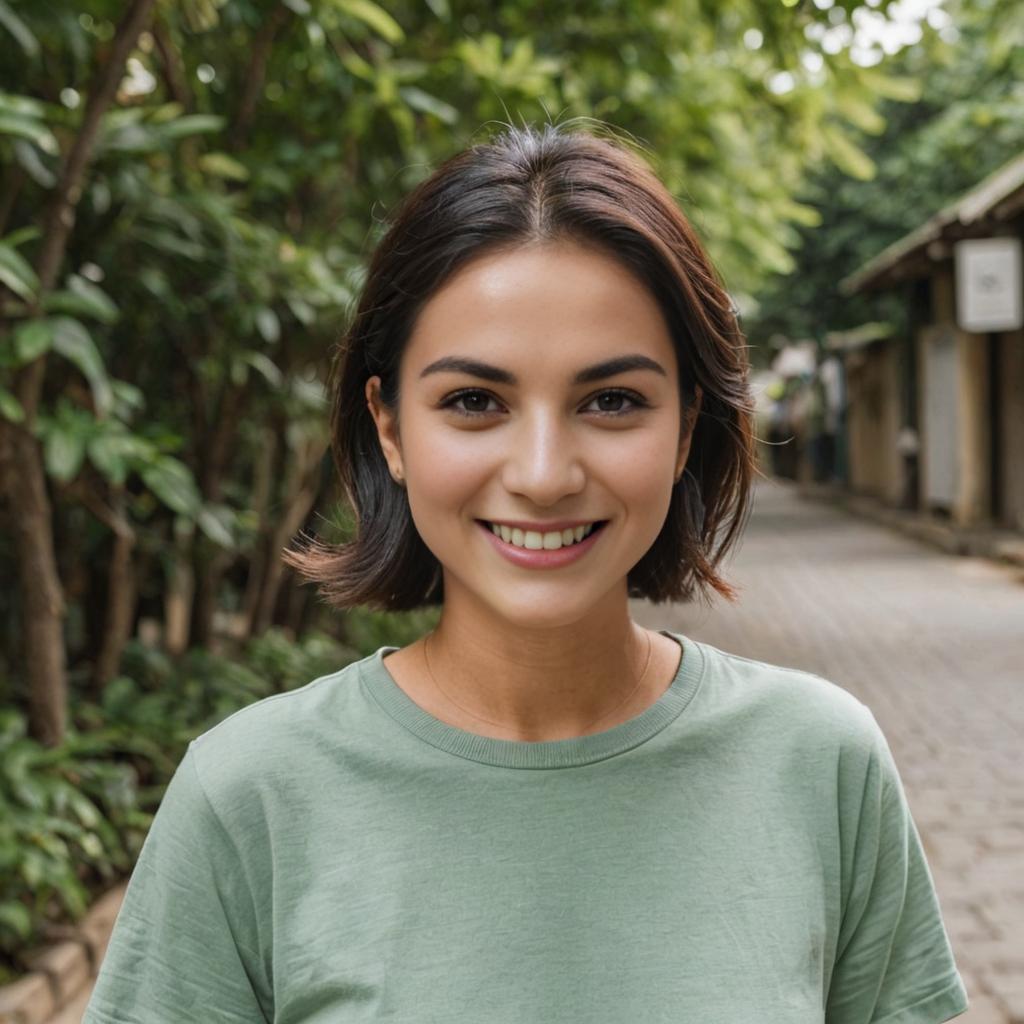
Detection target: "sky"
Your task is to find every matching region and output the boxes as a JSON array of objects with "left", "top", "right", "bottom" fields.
[{"left": 752, "top": 0, "right": 953, "bottom": 93}]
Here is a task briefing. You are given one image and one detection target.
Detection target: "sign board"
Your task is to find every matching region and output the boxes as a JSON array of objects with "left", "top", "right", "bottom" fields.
[{"left": 954, "top": 237, "right": 1023, "bottom": 332}]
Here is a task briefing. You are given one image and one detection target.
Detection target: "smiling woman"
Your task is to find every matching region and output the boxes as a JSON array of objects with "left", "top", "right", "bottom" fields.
[
  {"left": 285, "top": 125, "right": 755, "bottom": 617},
  {"left": 83, "top": 122, "right": 968, "bottom": 1024}
]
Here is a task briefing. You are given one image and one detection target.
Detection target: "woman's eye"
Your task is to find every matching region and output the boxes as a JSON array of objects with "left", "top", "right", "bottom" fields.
[
  {"left": 441, "top": 390, "right": 501, "bottom": 417},
  {"left": 440, "top": 387, "right": 648, "bottom": 418},
  {"left": 583, "top": 389, "right": 647, "bottom": 415}
]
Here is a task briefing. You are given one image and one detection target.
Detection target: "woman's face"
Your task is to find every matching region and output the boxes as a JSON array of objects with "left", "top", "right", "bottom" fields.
[{"left": 366, "top": 239, "right": 701, "bottom": 630}]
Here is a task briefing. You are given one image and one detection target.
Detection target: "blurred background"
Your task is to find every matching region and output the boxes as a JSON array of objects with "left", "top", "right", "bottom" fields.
[{"left": 0, "top": 0, "right": 1021, "bottom": 1020}]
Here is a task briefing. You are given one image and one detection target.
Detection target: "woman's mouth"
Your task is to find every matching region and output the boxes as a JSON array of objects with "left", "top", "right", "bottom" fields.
[
  {"left": 475, "top": 519, "right": 609, "bottom": 568},
  {"left": 481, "top": 520, "right": 605, "bottom": 550}
]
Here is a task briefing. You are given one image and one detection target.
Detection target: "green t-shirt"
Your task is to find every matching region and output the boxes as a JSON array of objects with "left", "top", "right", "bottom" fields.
[{"left": 82, "top": 631, "right": 968, "bottom": 1024}]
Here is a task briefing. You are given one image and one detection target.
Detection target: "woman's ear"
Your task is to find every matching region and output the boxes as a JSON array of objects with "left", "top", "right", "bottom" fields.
[
  {"left": 365, "top": 376, "right": 404, "bottom": 482},
  {"left": 675, "top": 384, "right": 703, "bottom": 481}
]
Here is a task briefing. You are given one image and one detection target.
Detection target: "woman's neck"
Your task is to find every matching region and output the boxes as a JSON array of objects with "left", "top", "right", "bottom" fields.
[{"left": 385, "top": 592, "right": 679, "bottom": 742}]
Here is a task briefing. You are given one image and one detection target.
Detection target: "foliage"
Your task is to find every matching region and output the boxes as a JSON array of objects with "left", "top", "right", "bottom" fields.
[
  {"left": 745, "top": 0, "right": 1024, "bottom": 353},
  {"left": 0, "top": 625, "right": 358, "bottom": 977},
  {"left": 340, "top": 604, "right": 440, "bottom": 653},
  {"left": 0, "top": 707, "right": 144, "bottom": 984}
]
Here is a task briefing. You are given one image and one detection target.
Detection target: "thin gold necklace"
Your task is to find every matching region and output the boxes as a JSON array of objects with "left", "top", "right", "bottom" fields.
[{"left": 421, "top": 628, "right": 654, "bottom": 735}]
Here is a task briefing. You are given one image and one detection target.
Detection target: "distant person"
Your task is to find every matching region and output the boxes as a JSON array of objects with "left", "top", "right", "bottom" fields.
[
  {"left": 898, "top": 425, "right": 921, "bottom": 510},
  {"left": 83, "top": 123, "right": 968, "bottom": 1023}
]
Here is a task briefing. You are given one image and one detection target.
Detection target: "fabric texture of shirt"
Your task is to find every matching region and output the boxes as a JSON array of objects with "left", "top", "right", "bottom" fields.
[{"left": 82, "top": 630, "right": 969, "bottom": 1024}]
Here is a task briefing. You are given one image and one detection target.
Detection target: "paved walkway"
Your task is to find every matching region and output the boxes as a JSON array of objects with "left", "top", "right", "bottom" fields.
[{"left": 635, "top": 476, "right": 1024, "bottom": 1024}]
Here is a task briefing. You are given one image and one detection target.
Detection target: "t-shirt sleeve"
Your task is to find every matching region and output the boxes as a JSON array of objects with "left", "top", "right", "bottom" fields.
[
  {"left": 825, "top": 706, "right": 969, "bottom": 1024},
  {"left": 82, "top": 742, "right": 272, "bottom": 1024}
]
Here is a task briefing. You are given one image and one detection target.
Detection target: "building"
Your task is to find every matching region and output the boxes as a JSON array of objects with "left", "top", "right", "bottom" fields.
[{"left": 840, "top": 153, "right": 1024, "bottom": 533}]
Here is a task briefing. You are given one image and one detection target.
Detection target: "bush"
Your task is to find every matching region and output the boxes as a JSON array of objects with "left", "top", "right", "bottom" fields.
[{"left": 0, "top": 623, "right": 368, "bottom": 980}]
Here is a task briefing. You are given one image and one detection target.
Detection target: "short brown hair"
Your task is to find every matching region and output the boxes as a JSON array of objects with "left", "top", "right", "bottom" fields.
[{"left": 283, "top": 122, "right": 757, "bottom": 611}]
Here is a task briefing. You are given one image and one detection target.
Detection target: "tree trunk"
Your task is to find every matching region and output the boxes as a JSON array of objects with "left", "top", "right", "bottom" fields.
[
  {"left": 89, "top": 489, "right": 138, "bottom": 692},
  {"left": 239, "top": 424, "right": 279, "bottom": 640},
  {"left": 164, "top": 520, "right": 195, "bottom": 657},
  {"left": 0, "top": 164, "right": 25, "bottom": 239},
  {"left": 0, "top": 0, "right": 157, "bottom": 744},
  {"left": 253, "top": 434, "right": 324, "bottom": 634},
  {"left": 1, "top": 428, "right": 67, "bottom": 745},
  {"left": 190, "top": 378, "right": 246, "bottom": 648},
  {"left": 284, "top": 573, "right": 311, "bottom": 637},
  {"left": 228, "top": 3, "right": 291, "bottom": 150}
]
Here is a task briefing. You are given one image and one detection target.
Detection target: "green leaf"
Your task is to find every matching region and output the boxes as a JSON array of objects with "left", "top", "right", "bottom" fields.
[
  {"left": 0, "top": 112, "right": 58, "bottom": 155},
  {"left": 255, "top": 307, "right": 280, "bottom": 343},
  {"left": 181, "top": 0, "right": 223, "bottom": 32},
  {"left": 140, "top": 456, "right": 201, "bottom": 517},
  {"left": 242, "top": 352, "right": 283, "bottom": 388},
  {"left": 50, "top": 317, "right": 114, "bottom": 417},
  {"left": 0, "top": 91, "right": 45, "bottom": 119},
  {"left": 43, "top": 275, "right": 119, "bottom": 324},
  {"left": 66, "top": 790, "right": 101, "bottom": 829},
  {"left": 0, "top": 386, "right": 24, "bottom": 423},
  {"left": 197, "top": 503, "right": 236, "bottom": 548},
  {"left": 398, "top": 86, "right": 458, "bottom": 125},
  {"left": 155, "top": 114, "right": 226, "bottom": 140},
  {"left": 12, "top": 319, "right": 53, "bottom": 363},
  {"left": 835, "top": 90, "right": 887, "bottom": 136},
  {"left": 821, "top": 123, "right": 875, "bottom": 181},
  {"left": 110, "top": 379, "right": 146, "bottom": 418},
  {"left": 100, "top": 121, "right": 160, "bottom": 154},
  {"left": 44, "top": 420, "right": 87, "bottom": 481},
  {"left": 79, "top": 832, "right": 104, "bottom": 858},
  {"left": 21, "top": 849, "right": 45, "bottom": 887},
  {"left": 197, "top": 152, "right": 249, "bottom": 181},
  {"left": 88, "top": 431, "right": 149, "bottom": 486},
  {"left": 338, "top": 49, "right": 375, "bottom": 81},
  {"left": 328, "top": 0, "right": 404, "bottom": 43},
  {"left": 777, "top": 198, "right": 823, "bottom": 228},
  {"left": 0, "top": 241, "right": 40, "bottom": 302},
  {"left": 285, "top": 295, "right": 315, "bottom": 325},
  {"left": 69, "top": 274, "right": 119, "bottom": 321},
  {"left": 0, "top": 901, "right": 32, "bottom": 941},
  {"left": 0, "top": 2, "right": 39, "bottom": 57},
  {"left": 135, "top": 227, "right": 207, "bottom": 261},
  {"left": 13, "top": 138, "right": 56, "bottom": 188},
  {"left": 149, "top": 101, "right": 185, "bottom": 124},
  {"left": 423, "top": 0, "right": 449, "bottom": 18},
  {"left": 856, "top": 69, "right": 922, "bottom": 104},
  {"left": 1, "top": 225, "right": 40, "bottom": 249}
]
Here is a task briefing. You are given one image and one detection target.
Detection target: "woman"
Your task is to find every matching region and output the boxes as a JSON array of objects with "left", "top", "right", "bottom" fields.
[{"left": 83, "top": 123, "right": 968, "bottom": 1023}]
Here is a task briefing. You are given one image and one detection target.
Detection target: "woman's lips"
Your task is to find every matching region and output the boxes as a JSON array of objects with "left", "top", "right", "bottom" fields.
[{"left": 476, "top": 519, "right": 608, "bottom": 569}]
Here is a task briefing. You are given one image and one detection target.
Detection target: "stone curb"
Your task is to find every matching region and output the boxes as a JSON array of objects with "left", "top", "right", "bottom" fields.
[
  {"left": 0, "top": 883, "right": 126, "bottom": 1024},
  {"left": 794, "top": 481, "right": 1024, "bottom": 570}
]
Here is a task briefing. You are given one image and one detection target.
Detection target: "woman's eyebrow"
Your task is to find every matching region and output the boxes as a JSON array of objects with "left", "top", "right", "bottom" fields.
[{"left": 418, "top": 354, "right": 667, "bottom": 385}]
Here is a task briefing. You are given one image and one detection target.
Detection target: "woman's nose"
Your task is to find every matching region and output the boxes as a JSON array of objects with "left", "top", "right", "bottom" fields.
[{"left": 500, "top": 410, "right": 586, "bottom": 505}]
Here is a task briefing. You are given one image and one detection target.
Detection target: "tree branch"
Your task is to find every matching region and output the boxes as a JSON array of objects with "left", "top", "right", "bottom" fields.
[
  {"left": 228, "top": 3, "right": 291, "bottom": 151},
  {"left": 13, "top": 0, "right": 158, "bottom": 424}
]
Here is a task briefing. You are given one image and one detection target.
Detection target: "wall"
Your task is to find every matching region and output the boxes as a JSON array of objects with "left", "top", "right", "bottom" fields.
[{"left": 845, "top": 342, "right": 902, "bottom": 503}]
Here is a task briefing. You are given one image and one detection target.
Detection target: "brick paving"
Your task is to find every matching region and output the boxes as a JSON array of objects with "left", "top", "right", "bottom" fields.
[{"left": 634, "top": 475, "right": 1024, "bottom": 1024}]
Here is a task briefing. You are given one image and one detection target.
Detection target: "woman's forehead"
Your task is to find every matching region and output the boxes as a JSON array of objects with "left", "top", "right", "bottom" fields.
[{"left": 404, "top": 241, "right": 676, "bottom": 373}]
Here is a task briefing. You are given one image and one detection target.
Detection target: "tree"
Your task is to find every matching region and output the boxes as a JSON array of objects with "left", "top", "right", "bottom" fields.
[
  {"left": 0, "top": 0, "right": 919, "bottom": 744},
  {"left": 746, "top": 0, "right": 1024, "bottom": 353}
]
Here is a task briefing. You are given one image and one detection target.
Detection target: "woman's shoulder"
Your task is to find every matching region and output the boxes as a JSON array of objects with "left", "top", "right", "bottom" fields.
[
  {"left": 184, "top": 651, "right": 377, "bottom": 803},
  {"left": 687, "top": 635, "right": 882, "bottom": 757}
]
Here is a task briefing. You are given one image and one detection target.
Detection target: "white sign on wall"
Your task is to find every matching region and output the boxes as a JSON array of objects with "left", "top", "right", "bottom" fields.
[{"left": 954, "top": 236, "right": 1023, "bottom": 332}]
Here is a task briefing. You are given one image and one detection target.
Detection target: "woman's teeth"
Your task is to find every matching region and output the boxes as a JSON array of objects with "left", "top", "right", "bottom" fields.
[{"left": 487, "top": 522, "right": 599, "bottom": 550}]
